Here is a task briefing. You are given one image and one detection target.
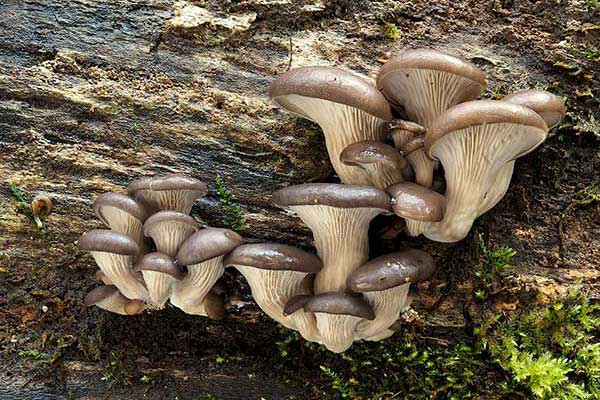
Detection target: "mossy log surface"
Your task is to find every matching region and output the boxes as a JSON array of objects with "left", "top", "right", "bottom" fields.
[{"left": 1, "top": 1, "right": 599, "bottom": 398}]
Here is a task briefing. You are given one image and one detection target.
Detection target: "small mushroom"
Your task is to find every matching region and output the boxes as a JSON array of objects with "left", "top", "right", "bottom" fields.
[
  {"left": 401, "top": 135, "right": 434, "bottom": 188},
  {"left": 225, "top": 243, "right": 322, "bottom": 341},
  {"left": 93, "top": 193, "right": 149, "bottom": 253},
  {"left": 84, "top": 285, "right": 145, "bottom": 315},
  {"left": 143, "top": 211, "right": 199, "bottom": 257},
  {"left": 304, "top": 292, "right": 375, "bottom": 353},
  {"left": 347, "top": 249, "right": 435, "bottom": 340},
  {"left": 171, "top": 228, "right": 243, "bottom": 314},
  {"left": 424, "top": 100, "right": 548, "bottom": 242},
  {"left": 78, "top": 229, "right": 149, "bottom": 301},
  {"left": 31, "top": 195, "right": 52, "bottom": 229},
  {"left": 273, "top": 183, "right": 391, "bottom": 294},
  {"left": 127, "top": 174, "right": 207, "bottom": 214},
  {"left": 269, "top": 66, "right": 392, "bottom": 184},
  {"left": 340, "top": 141, "right": 407, "bottom": 189},
  {"left": 134, "top": 252, "right": 185, "bottom": 308},
  {"left": 389, "top": 119, "right": 426, "bottom": 150},
  {"left": 387, "top": 182, "right": 446, "bottom": 237}
]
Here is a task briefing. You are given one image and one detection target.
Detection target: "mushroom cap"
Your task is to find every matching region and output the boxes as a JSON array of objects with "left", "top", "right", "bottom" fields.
[
  {"left": 425, "top": 100, "right": 549, "bottom": 151},
  {"left": 389, "top": 119, "right": 426, "bottom": 134},
  {"left": 31, "top": 195, "right": 52, "bottom": 217},
  {"left": 269, "top": 66, "right": 392, "bottom": 121},
  {"left": 304, "top": 292, "right": 375, "bottom": 320},
  {"left": 127, "top": 174, "right": 207, "bottom": 196},
  {"left": 84, "top": 285, "right": 120, "bottom": 306},
  {"left": 143, "top": 211, "right": 199, "bottom": 235},
  {"left": 400, "top": 135, "right": 425, "bottom": 156},
  {"left": 283, "top": 294, "right": 312, "bottom": 316},
  {"left": 93, "top": 192, "right": 149, "bottom": 224},
  {"left": 347, "top": 249, "right": 435, "bottom": 292},
  {"left": 340, "top": 141, "right": 407, "bottom": 169},
  {"left": 134, "top": 252, "right": 185, "bottom": 280},
  {"left": 224, "top": 243, "right": 322, "bottom": 273},
  {"left": 501, "top": 89, "right": 565, "bottom": 129},
  {"left": 387, "top": 182, "right": 446, "bottom": 222},
  {"left": 377, "top": 48, "right": 487, "bottom": 92},
  {"left": 78, "top": 229, "right": 139, "bottom": 255},
  {"left": 176, "top": 228, "right": 243, "bottom": 266},
  {"left": 272, "top": 183, "right": 391, "bottom": 211}
]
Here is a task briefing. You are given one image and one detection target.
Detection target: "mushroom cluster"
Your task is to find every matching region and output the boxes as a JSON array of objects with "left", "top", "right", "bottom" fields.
[{"left": 79, "top": 174, "right": 242, "bottom": 319}]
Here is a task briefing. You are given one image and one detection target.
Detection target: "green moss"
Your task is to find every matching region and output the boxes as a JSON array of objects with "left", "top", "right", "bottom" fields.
[
  {"left": 384, "top": 23, "right": 399, "bottom": 41},
  {"left": 215, "top": 176, "right": 246, "bottom": 232}
]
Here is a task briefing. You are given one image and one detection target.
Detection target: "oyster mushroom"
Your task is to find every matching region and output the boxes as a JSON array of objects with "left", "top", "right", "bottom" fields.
[
  {"left": 269, "top": 67, "right": 392, "bottom": 184},
  {"left": 387, "top": 182, "right": 445, "bottom": 237},
  {"left": 347, "top": 249, "right": 435, "bottom": 340},
  {"left": 272, "top": 183, "right": 391, "bottom": 294},
  {"left": 93, "top": 192, "right": 149, "bottom": 252},
  {"left": 423, "top": 100, "right": 548, "bottom": 242},
  {"left": 171, "top": 228, "right": 243, "bottom": 315},
  {"left": 389, "top": 119, "right": 425, "bottom": 150},
  {"left": 143, "top": 211, "right": 199, "bottom": 257},
  {"left": 84, "top": 285, "right": 145, "bottom": 315},
  {"left": 134, "top": 252, "right": 185, "bottom": 308},
  {"left": 304, "top": 292, "right": 374, "bottom": 353},
  {"left": 225, "top": 243, "right": 322, "bottom": 341},
  {"left": 340, "top": 141, "right": 407, "bottom": 189},
  {"left": 78, "top": 229, "right": 149, "bottom": 301},
  {"left": 31, "top": 195, "right": 52, "bottom": 229},
  {"left": 401, "top": 135, "right": 434, "bottom": 188},
  {"left": 127, "top": 174, "right": 207, "bottom": 214}
]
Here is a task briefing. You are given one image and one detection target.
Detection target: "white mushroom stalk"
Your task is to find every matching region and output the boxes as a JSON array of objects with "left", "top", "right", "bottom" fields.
[
  {"left": 135, "top": 252, "right": 186, "bottom": 308},
  {"left": 423, "top": 101, "right": 548, "bottom": 242},
  {"left": 401, "top": 136, "right": 434, "bottom": 188},
  {"left": 269, "top": 66, "right": 392, "bottom": 185}
]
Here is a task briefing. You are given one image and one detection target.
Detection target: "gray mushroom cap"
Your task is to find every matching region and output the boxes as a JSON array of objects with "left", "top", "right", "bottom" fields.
[
  {"left": 78, "top": 229, "right": 139, "bottom": 255},
  {"left": 283, "top": 294, "right": 312, "bottom": 316},
  {"left": 387, "top": 182, "right": 446, "bottom": 222},
  {"left": 389, "top": 119, "right": 426, "bottom": 134},
  {"left": 128, "top": 174, "right": 207, "bottom": 197},
  {"left": 84, "top": 285, "right": 120, "bottom": 306},
  {"left": 134, "top": 252, "right": 186, "bottom": 280},
  {"left": 224, "top": 243, "right": 322, "bottom": 272},
  {"left": 176, "top": 228, "right": 243, "bottom": 266},
  {"left": 93, "top": 193, "right": 149, "bottom": 224},
  {"left": 340, "top": 141, "right": 408, "bottom": 170},
  {"left": 304, "top": 292, "right": 375, "bottom": 320},
  {"left": 501, "top": 89, "right": 565, "bottom": 129},
  {"left": 347, "top": 249, "right": 435, "bottom": 292}
]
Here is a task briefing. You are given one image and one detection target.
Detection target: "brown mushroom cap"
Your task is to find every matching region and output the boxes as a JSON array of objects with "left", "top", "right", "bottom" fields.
[
  {"left": 224, "top": 243, "right": 322, "bottom": 273},
  {"left": 143, "top": 211, "right": 199, "bottom": 235},
  {"left": 84, "top": 285, "right": 120, "bottom": 306},
  {"left": 400, "top": 135, "right": 425, "bottom": 156},
  {"left": 93, "top": 193, "right": 149, "bottom": 224},
  {"left": 134, "top": 252, "right": 186, "bottom": 280},
  {"left": 340, "top": 141, "right": 407, "bottom": 169},
  {"left": 128, "top": 174, "right": 207, "bottom": 196},
  {"left": 389, "top": 119, "right": 426, "bottom": 134},
  {"left": 31, "top": 195, "right": 52, "bottom": 217},
  {"left": 272, "top": 183, "right": 391, "bottom": 211},
  {"left": 78, "top": 229, "right": 139, "bottom": 255},
  {"left": 387, "top": 182, "right": 446, "bottom": 222},
  {"left": 425, "top": 100, "right": 548, "bottom": 151},
  {"left": 501, "top": 89, "right": 565, "bottom": 129},
  {"left": 269, "top": 66, "right": 392, "bottom": 121},
  {"left": 347, "top": 249, "right": 435, "bottom": 292},
  {"left": 377, "top": 48, "right": 487, "bottom": 92},
  {"left": 283, "top": 294, "right": 312, "bottom": 316},
  {"left": 176, "top": 228, "right": 243, "bottom": 266},
  {"left": 304, "top": 292, "right": 375, "bottom": 320}
]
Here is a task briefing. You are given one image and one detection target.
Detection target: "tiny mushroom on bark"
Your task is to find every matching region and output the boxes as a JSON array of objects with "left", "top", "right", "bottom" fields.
[
  {"left": 78, "top": 229, "right": 149, "bottom": 301},
  {"left": 269, "top": 66, "right": 392, "bottom": 185},
  {"left": 340, "top": 140, "right": 407, "bottom": 189},
  {"left": 304, "top": 292, "right": 375, "bottom": 353},
  {"left": 31, "top": 195, "right": 52, "bottom": 229},
  {"left": 347, "top": 249, "right": 435, "bottom": 340},
  {"left": 172, "top": 228, "right": 243, "bottom": 317},
  {"left": 143, "top": 211, "right": 199, "bottom": 257},
  {"left": 127, "top": 174, "right": 207, "bottom": 214},
  {"left": 134, "top": 252, "right": 185, "bottom": 308},
  {"left": 272, "top": 183, "right": 391, "bottom": 294},
  {"left": 85, "top": 285, "right": 145, "bottom": 315},
  {"left": 423, "top": 100, "right": 548, "bottom": 242},
  {"left": 387, "top": 182, "right": 446, "bottom": 237},
  {"left": 225, "top": 243, "right": 322, "bottom": 341}
]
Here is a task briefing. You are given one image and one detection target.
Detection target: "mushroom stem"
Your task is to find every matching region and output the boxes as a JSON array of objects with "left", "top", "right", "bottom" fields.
[
  {"left": 170, "top": 256, "right": 224, "bottom": 310},
  {"left": 33, "top": 215, "right": 43, "bottom": 229},
  {"left": 315, "top": 314, "right": 363, "bottom": 353},
  {"left": 90, "top": 252, "right": 149, "bottom": 301},
  {"left": 355, "top": 284, "right": 410, "bottom": 340},
  {"left": 405, "top": 148, "right": 434, "bottom": 188}
]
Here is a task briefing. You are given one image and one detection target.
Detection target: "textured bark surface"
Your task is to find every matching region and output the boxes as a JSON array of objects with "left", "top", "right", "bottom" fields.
[{"left": 1, "top": 0, "right": 599, "bottom": 398}]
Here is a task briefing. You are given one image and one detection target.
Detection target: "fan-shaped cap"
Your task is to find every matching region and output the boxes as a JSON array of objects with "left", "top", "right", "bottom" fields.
[
  {"left": 304, "top": 292, "right": 375, "bottom": 320},
  {"left": 93, "top": 193, "right": 149, "bottom": 224},
  {"left": 134, "top": 252, "right": 185, "bottom": 280},
  {"left": 176, "top": 228, "right": 243, "bottom": 266},
  {"left": 224, "top": 243, "right": 322, "bottom": 272},
  {"left": 128, "top": 174, "right": 207, "bottom": 196},
  {"left": 143, "top": 211, "right": 199, "bottom": 235},
  {"left": 340, "top": 141, "right": 408, "bottom": 169},
  {"left": 84, "top": 285, "right": 120, "bottom": 306},
  {"left": 388, "top": 182, "right": 445, "bottom": 222},
  {"left": 283, "top": 294, "right": 312, "bottom": 316},
  {"left": 273, "top": 183, "right": 391, "bottom": 211},
  {"left": 78, "top": 229, "right": 139, "bottom": 255},
  {"left": 389, "top": 119, "right": 426, "bottom": 134},
  {"left": 400, "top": 135, "right": 425, "bottom": 156},
  {"left": 501, "top": 89, "right": 565, "bottom": 129},
  {"left": 269, "top": 66, "right": 392, "bottom": 121},
  {"left": 425, "top": 100, "right": 548, "bottom": 151},
  {"left": 347, "top": 249, "right": 435, "bottom": 292}
]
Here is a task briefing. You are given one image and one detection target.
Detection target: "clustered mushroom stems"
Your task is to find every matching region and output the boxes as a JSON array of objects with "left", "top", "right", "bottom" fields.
[{"left": 78, "top": 48, "right": 564, "bottom": 354}]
